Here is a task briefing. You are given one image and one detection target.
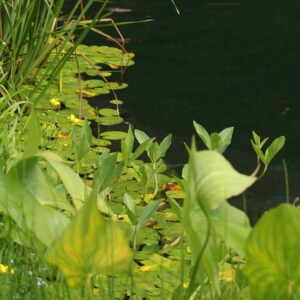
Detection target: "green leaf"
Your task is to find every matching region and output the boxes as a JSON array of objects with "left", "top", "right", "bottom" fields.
[
  {"left": 193, "top": 121, "right": 211, "bottom": 149},
  {"left": 134, "top": 129, "right": 151, "bottom": 144},
  {"left": 5, "top": 158, "right": 69, "bottom": 246},
  {"left": 137, "top": 199, "right": 162, "bottom": 231},
  {"left": 188, "top": 150, "right": 256, "bottom": 211},
  {"left": 94, "top": 152, "right": 123, "bottom": 192},
  {"left": 123, "top": 193, "right": 138, "bottom": 225},
  {"left": 99, "top": 108, "right": 119, "bottom": 117},
  {"left": 218, "top": 127, "right": 234, "bottom": 153},
  {"left": 23, "top": 110, "right": 41, "bottom": 158},
  {"left": 209, "top": 133, "right": 221, "bottom": 151},
  {"left": 72, "top": 119, "right": 92, "bottom": 161},
  {"left": 132, "top": 138, "right": 154, "bottom": 161},
  {"left": 100, "top": 131, "right": 127, "bottom": 140},
  {"left": 46, "top": 192, "right": 132, "bottom": 287},
  {"left": 212, "top": 202, "right": 251, "bottom": 256},
  {"left": 251, "top": 140, "right": 266, "bottom": 164},
  {"left": 183, "top": 149, "right": 255, "bottom": 291},
  {"left": 39, "top": 152, "right": 111, "bottom": 215},
  {"left": 97, "top": 116, "right": 123, "bottom": 126},
  {"left": 265, "top": 136, "right": 285, "bottom": 166},
  {"left": 121, "top": 126, "right": 134, "bottom": 162},
  {"left": 157, "top": 134, "right": 172, "bottom": 159},
  {"left": 244, "top": 204, "right": 300, "bottom": 300},
  {"left": 168, "top": 198, "right": 182, "bottom": 221}
]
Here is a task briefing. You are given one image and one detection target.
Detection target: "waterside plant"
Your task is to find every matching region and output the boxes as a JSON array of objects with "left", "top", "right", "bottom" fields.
[{"left": 0, "top": 1, "right": 298, "bottom": 300}]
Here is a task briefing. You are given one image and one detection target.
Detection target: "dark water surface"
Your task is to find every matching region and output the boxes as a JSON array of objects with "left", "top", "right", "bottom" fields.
[{"left": 83, "top": 1, "right": 300, "bottom": 220}]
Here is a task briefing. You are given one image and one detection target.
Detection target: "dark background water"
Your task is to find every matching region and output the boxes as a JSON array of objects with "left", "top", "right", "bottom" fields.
[{"left": 72, "top": 1, "right": 300, "bottom": 220}]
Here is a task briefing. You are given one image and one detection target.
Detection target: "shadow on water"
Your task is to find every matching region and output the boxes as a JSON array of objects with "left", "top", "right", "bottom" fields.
[{"left": 75, "top": 0, "right": 300, "bottom": 221}]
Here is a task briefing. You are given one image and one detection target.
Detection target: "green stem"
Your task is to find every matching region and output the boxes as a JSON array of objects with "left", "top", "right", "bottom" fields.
[{"left": 282, "top": 159, "right": 290, "bottom": 203}]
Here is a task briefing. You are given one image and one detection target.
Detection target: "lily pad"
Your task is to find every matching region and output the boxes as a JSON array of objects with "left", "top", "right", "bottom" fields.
[
  {"left": 97, "top": 116, "right": 123, "bottom": 126},
  {"left": 99, "top": 108, "right": 119, "bottom": 117},
  {"left": 100, "top": 131, "right": 127, "bottom": 140}
]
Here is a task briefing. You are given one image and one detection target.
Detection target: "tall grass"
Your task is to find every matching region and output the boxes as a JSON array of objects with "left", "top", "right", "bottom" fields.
[{"left": 0, "top": 0, "right": 108, "bottom": 109}]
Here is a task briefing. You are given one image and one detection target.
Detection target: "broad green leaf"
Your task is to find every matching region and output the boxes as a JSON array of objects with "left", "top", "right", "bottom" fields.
[
  {"left": 193, "top": 121, "right": 211, "bottom": 149},
  {"left": 46, "top": 193, "right": 132, "bottom": 287},
  {"left": 188, "top": 150, "right": 256, "bottom": 211},
  {"left": 23, "top": 110, "right": 41, "bottom": 158},
  {"left": 183, "top": 149, "right": 255, "bottom": 291},
  {"left": 5, "top": 158, "right": 69, "bottom": 246},
  {"left": 244, "top": 204, "right": 300, "bottom": 300},
  {"left": 212, "top": 202, "right": 251, "bottom": 256},
  {"left": 265, "top": 136, "right": 285, "bottom": 166}
]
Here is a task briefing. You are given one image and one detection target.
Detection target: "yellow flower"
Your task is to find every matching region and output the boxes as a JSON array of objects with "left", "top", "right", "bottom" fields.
[
  {"left": 183, "top": 282, "right": 189, "bottom": 289},
  {"left": 0, "top": 264, "right": 14, "bottom": 274},
  {"left": 139, "top": 265, "right": 152, "bottom": 272},
  {"left": 68, "top": 114, "right": 82, "bottom": 125},
  {"left": 49, "top": 97, "right": 61, "bottom": 109},
  {"left": 219, "top": 269, "right": 235, "bottom": 282}
]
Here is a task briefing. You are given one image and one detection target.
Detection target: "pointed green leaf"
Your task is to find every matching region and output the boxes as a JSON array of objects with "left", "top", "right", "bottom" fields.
[
  {"left": 193, "top": 121, "right": 211, "bottom": 149},
  {"left": 265, "top": 136, "right": 285, "bottom": 166},
  {"left": 157, "top": 134, "right": 172, "bottom": 159},
  {"left": 218, "top": 127, "right": 234, "bottom": 153},
  {"left": 137, "top": 199, "right": 162, "bottom": 231},
  {"left": 72, "top": 119, "right": 92, "bottom": 161},
  {"left": 123, "top": 193, "right": 138, "bottom": 225},
  {"left": 134, "top": 129, "right": 151, "bottom": 144}
]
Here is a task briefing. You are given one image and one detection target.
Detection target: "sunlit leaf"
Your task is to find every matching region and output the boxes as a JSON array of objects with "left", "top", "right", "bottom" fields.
[
  {"left": 244, "top": 204, "right": 300, "bottom": 300},
  {"left": 46, "top": 193, "right": 132, "bottom": 287}
]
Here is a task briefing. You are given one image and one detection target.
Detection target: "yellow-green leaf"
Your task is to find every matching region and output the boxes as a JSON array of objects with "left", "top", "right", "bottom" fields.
[{"left": 46, "top": 193, "right": 132, "bottom": 287}]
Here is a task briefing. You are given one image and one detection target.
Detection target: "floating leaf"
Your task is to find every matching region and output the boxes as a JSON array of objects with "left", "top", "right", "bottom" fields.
[
  {"left": 100, "top": 131, "right": 127, "bottom": 140},
  {"left": 97, "top": 116, "right": 123, "bottom": 126},
  {"left": 99, "top": 108, "right": 119, "bottom": 117}
]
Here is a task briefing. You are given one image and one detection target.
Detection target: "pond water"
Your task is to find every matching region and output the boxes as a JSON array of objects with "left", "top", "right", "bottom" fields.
[{"left": 75, "top": 1, "right": 300, "bottom": 220}]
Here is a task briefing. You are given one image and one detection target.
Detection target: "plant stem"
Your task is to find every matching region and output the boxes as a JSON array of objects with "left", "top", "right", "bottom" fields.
[{"left": 282, "top": 159, "right": 290, "bottom": 203}]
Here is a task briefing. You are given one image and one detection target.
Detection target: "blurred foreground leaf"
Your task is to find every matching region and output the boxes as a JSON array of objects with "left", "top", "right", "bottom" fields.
[{"left": 46, "top": 192, "right": 132, "bottom": 287}]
